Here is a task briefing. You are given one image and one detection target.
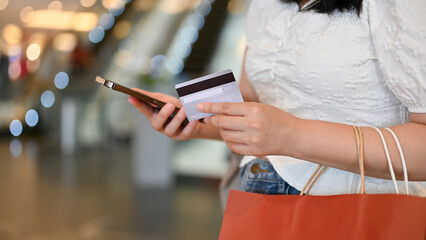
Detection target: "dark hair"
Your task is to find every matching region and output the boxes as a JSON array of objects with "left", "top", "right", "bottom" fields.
[{"left": 281, "top": 0, "right": 363, "bottom": 15}]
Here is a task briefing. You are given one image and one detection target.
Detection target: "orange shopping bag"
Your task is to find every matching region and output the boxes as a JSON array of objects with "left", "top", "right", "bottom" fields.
[
  {"left": 219, "top": 190, "right": 426, "bottom": 240},
  {"left": 219, "top": 127, "right": 426, "bottom": 240}
]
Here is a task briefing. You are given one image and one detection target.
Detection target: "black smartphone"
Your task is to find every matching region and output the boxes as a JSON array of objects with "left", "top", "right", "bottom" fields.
[{"left": 95, "top": 76, "right": 202, "bottom": 128}]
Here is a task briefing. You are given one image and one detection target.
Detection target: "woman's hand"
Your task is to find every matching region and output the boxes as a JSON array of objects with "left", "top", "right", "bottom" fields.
[
  {"left": 128, "top": 88, "right": 200, "bottom": 140},
  {"left": 197, "top": 102, "right": 300, "bottom": 157}
]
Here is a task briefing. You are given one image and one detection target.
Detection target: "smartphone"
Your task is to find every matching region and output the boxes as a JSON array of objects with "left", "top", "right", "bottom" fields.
[{"left": 95, "top": 76, "right": 202, "bottom": 128}]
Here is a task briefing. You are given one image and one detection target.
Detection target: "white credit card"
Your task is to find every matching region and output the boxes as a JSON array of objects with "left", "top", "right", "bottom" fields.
[{"left": 175, "top": 69, "right": 244, "bottom": 122}]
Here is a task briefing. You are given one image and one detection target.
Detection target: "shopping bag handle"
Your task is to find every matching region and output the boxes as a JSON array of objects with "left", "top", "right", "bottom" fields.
[{"left": 301, "top": 126, "right": 409, "bottom": 196}]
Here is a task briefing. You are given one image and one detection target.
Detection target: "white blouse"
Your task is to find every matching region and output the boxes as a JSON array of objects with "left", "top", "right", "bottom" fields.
[{"left": 242, "top": 0, "right": 426, "bottom": 195}]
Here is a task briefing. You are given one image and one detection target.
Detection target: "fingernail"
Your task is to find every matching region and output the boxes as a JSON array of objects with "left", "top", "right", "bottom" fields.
[{"left": 197, "top": 104, "right": 204, "bottom": 111}]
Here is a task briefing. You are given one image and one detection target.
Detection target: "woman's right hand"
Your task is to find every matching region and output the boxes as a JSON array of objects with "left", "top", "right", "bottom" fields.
[{"left": 128, "top": 88, "right": 200, "bottom": 141}]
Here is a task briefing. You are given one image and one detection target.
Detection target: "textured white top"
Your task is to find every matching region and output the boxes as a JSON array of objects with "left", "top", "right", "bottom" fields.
[{"left": 242, "top": 0, "right": 426, "bottom": 195}]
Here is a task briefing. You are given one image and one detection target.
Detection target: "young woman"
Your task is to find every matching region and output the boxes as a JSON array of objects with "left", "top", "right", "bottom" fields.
[{"left": 129, "top": 0, "right": 426, "bottom": 196}]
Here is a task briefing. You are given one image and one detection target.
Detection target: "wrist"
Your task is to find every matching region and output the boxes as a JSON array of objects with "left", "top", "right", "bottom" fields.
[{"left": 282, "top": 116, "right": 306, "bottom": 158}]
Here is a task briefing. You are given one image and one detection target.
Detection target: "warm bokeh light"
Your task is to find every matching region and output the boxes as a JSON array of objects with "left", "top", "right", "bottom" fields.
[
  {"left": 53, "top": 33, "right": 78, "bottom": 52},
  {"left": 0, "top": 0, "right": 9, "bottom": 11},
  {"left": 102, "top": 0, "right": 120, "bottom": 9},
  {"left": 113, "top": 20, "right": 131, "bottom": 39},
  {"left": 2, "top": 24, "right": 23, "bottom": 45},
  {"left": 159, "top": 0, "right": 190, "bottom": 14},
  {"left": 80, "top": 0, "right": 97, "bottom": 8},
  {"left": 26, "top": 43, "right": 42, "bottom": 61},
  {"left": 25, "top": 10, "right": 98, "bottom": 32},
  {"left": 47, "top": 0, "right": 63, "bottom": 11},
  {"left": 73, "top": 12, "right": 99, "bottom": 31},
  {"left": 20, "top": 6, "right": 34, "bottom": 23}
]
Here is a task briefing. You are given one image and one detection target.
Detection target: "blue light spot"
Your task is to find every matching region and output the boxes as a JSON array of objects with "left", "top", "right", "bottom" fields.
[
  {"left": 89, "top": 26, "right": 105, "bottom": 43},
  {"left": 167, "top": 57, "right": 184, "bottom": 74},
  {"left": 10, "top": 120, "right": 23, "bottom": 137},
  {"left": 99, "top": 13, "right": 115, "bottom": 30},
  {"left": 25, "top": 109, "right": 39, "bottom": 127},
  {"left": 54, "top": 71, "right": 69, "bottom": 89},
  {"left": 187, "top": 13, "right": 205, "bottom": 30},
  {"left": 181, "top": 27, "right": 198, "bottom": 44},
  {"left": 174, "top": 41, "right": 192, "bottom": 58},
  {"left": 41, "top": 90, "right": 55, "bottom": 108},
  {"left": 194, "top": 0, "right": 212, "bottom": 16},
  {"left": 109, "top": 2, "right": 125, "bottom": 16}
]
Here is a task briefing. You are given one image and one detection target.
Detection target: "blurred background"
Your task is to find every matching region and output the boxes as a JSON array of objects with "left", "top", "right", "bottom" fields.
[{"left": 0, "top": 0, "right": 248, "bottom": 239}]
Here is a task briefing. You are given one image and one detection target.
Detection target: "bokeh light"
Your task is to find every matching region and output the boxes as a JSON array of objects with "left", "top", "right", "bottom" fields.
[
  {"left": 8, "top": 45, "right": 22, "bottom": 63},
  {"left": 194, "top": 0, "right": 212, "bottom": 16},
  {"left": 25, "top": 109, "right": 39, "bottom": 127},
  {"left": 109, "top": 1, "right": 125, "bottom": 16},
  {"left": 54, "top": 71, "right": 70, "bottom": 89},
  {"left": 20, "top": 6, "right": 33, "bottom": 22},
  {"left": 98, "top": 13, "right": 115, "bottom": 30},
  {"left": 26, "top": 43, "right": 42, "bottom": 61},
  {"left": 174, "top": 41, "right": 192, "bottom": 58},
  {"left": 181, "top": 26, "right": 198, "bottom": 44},
  {"left": 80, "top": 0, "right": 97, "bottom": 8},
  {"left": 10, "top": 120, "right": 23, "bottom": 137},
  {"left": 47, "top": 1, "right": 63, "bottom": 11},
  {"left": 41, "top": 90, "right": 55, "bottom": 108},
  {"left": 0, "top": 0, "right": 9, "bottom": 11},
  {"left": 53, "top": 33, "right": 78, "bottom": 52},
  {"left": 89, "top": 26, "right": 105, "bottom": 43},
  {"left": 10, "top": 139, "right": 23, "bottom": 158},
  {"left": 2, "top": 24, "right": 23, "bottom": 44},
  {"left": 187, "top": 13, "right": 205, "bottom": 30},
  {"left": 167, "top": 57, "right": 184, "bottom": 74}
]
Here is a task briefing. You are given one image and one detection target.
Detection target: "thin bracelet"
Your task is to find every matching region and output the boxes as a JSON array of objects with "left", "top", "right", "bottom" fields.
[
  {"left": 385, "top": 128, "right": 409, "bottom": 195},
  {"left": 372, "top": 127, "right": 399, "bottom": 193}
]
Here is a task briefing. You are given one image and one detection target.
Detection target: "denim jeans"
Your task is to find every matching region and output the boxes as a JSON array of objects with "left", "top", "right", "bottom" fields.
[{"left": 240, "top": 158, "right": 301, "bottom": 195}]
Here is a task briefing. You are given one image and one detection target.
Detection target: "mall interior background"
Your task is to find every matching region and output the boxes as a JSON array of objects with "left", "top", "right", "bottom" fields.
[{"left": 0, "top": 0, "right": 248, "bottom": 239}]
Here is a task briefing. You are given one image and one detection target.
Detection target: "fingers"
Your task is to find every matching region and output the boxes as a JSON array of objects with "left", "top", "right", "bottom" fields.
[
  {"left": 151, "top": 103, "right": 176, "bottom": 131},
  {"left": 206, "top": 115, "right": 246, "bottom": 130},
  {"left": 128, "top": 96, "right": 155, "bottom": 119},
  {"left": 197, "top": 102, "right": 247, "bottom": 116},
  {"left": 163, "top": 108, "right": 187, "bottom": 136}
]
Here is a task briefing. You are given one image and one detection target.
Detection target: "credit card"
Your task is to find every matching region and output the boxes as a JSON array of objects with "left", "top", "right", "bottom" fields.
[{"left": 175, "top": 69, "right": 244, "bottom": 122}]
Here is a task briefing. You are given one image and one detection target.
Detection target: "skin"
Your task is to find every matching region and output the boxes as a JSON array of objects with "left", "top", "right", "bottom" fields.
[{"left": 129, "top": 49, "right": 426, "bottom": 181}]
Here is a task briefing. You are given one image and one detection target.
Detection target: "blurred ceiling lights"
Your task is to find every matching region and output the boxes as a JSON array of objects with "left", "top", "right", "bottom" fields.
[{"left": 24, "top": 10, "right": 98, "bottom": 32}]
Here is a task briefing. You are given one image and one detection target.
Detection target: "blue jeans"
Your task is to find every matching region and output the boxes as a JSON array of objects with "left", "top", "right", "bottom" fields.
[{"left": 240, "top": 158, "right": 301, "bottom": 195}]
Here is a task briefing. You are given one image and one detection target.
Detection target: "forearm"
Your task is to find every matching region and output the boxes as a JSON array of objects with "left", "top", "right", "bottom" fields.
[{"left": 291, "top": 118, "right": 426, "bottom": 181}]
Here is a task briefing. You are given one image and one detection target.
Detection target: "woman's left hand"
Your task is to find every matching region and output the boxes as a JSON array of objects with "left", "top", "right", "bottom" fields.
[{"left": 197, "top": 102, "right": 300, "bottom": 157}]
